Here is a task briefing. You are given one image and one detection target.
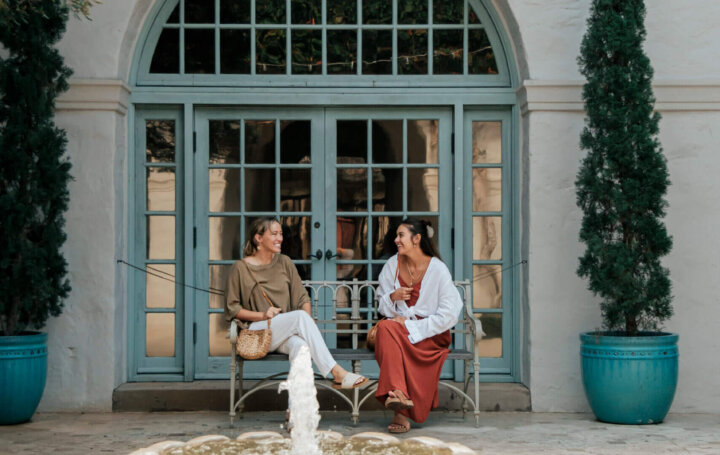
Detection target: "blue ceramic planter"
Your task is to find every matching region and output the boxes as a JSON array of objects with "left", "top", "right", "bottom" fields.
[
  {"left": 0, "top": 332, "right": 48, "bottom": 425},
  {"left": 580, "top": 332, "right": 678, "bottom": 424}
]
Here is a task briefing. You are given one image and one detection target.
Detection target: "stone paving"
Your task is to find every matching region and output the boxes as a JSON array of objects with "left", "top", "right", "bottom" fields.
[{"left": 1, "top": 411, "right": 719, "bottom": 454}]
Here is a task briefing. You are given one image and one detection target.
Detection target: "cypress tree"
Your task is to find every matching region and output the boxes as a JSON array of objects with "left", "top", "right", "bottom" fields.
[
  {"left": 576, "top": 0, "right": 673, "bottom": 336},
  {"left": 0, "top": 0, "right": 73, "bottom": 336}
]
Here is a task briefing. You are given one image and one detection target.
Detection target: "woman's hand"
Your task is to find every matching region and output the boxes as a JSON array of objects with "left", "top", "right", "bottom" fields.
[
  {"left": 390, "top": 287, "right": 414, "bottom": 301},
  {"left": 391, "top": 316, "right": 406, "bottom": 324},
  {"left": 264, "top": 306, "right": 282, "bottom": 320}
]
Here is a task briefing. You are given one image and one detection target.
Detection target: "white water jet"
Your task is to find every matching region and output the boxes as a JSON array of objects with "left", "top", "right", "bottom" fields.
[{"left": 278, "top": 345, "right": 322, "bottom": 455}]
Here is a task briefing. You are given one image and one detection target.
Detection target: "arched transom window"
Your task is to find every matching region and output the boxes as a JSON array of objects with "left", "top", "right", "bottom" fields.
[{"left": 136, "top": 0, "right": 509, "bottom": 85}]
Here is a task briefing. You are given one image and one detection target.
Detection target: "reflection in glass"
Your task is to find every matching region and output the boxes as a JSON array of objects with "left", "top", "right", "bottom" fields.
[
  {"left": 210, "top": 120, "right": 240, "bottom": 164},
  {"left": 150, "top": 29, "right": 179, "bottom": 73},
  {"left": 221, "top": 30, "right": 251, "bottom": 74},
  {"left": 147, "top": 216, "right": 175, "bottom": 259},
  {"left": 363, "top": 0, "right": 391, "bottom": 24},
  {"left": 337, "top": 121, "right": 366, "bottom": 160},
  {"left": 371, "top": 120, "right": 402, "bottom": 164},
  {"left": 220, "top": 0, "right": 250, "bottom": 23},
  {"left": 336, "top": 264, "right": 367, "bottom": 281},
  {"left": 473, "top": 217, "right": 502, "bottom": 260},
  {"left": 434, "top": 0, "right": 463, "bottom": 24},
  {"left": 398, "top": 29, "right": 428, "bottom": 75},
  {"left": 473, "top": 265, "right": 502, "bottom": 308},
  {"left": 281, "top": 169, "right": 311, "bottom": 211},
  {"left": 209, "top": 216, "right": 241, "bottom": 260},
  {"left": 292, "top": 30, "right": 322, "bottom": 74},
  {"left": 469, "top": 29, "right": 498, "bottom": 75},
  {"left": 256, "top": 29, "right": 286, "bottom": 74},
  {"left": 280, "top": 216, "right": 311, "bottom": 260},
  {"left": 399, "top": 0, "right": 427, "bottom": 24},
  {"left": 373, "top": 168, "right": 401, "bottom": 212},
  {"left": 472, "top": 168, "right": 502, "bottom": 212},
  {"left": 407, "top": 168, "right": 439, "bottom": 212},
  {"left": 434, "top": 29, "right": 463, "bottom": 74},
  {"left": 209, "top": 265, "right": 232, "bottom": 309},
  {"left": 209, "top": 314, "right": 231, "bottom": 356},
  {"left": 146, "top": 313, "right": 175, "bottom": 357},
  {"left": 292, "top": 0, "right": 321, "bottom": 24},
  {"left": 147, "top": 168, "right": 175, "bottom": 211},
  {"left": 245, "top": 120, "right": 275, "bottom": 163},
  {"left": 327, "top": 0, "right": 356, "bottom": 24},
  {"left": 337, "top": 168, "right": 367, "bottom": 211},
  {"left": 372, "top": 216, "right": 401, "bottom": 261},
  {"left": 185, "top": 0, "right": 214, "bottom": 23},
  {"left": 336, "top": 216, "right": 368, "bottom": 276},
  {"left": 281, "top": 120, "right": 311, "bottom": 164},
  {"left": 475, "top": 313, "right": 502, "bottom": 357},
  {"left": 256, "top": 0, "right": 285, "bottom": 23},
  {"left": 327, "top": 30, "right": 357, "bottom": 74},
  {"left": 362, "top": 30, "right": 392, "bottom": 75},
  {"left": 245, "top": 169, "right": 275, "bottom": 211},
  {"left": 146, "top": 120, "right": 175, "bottom": 163},
  {"left": 146, "top": 264, "right": 175, "bottom": 309},
  {"left": 472, "top": 122, "right": 502, "bottom": 163},
  {"left": 407, "top": 120, "right": 438, "bottom": 164},
  {"left": 185, "top": 29, "right": 215, "bottom": 74},
  {"left": 209, "top": 168, "right": 241, "bottom": 212}
]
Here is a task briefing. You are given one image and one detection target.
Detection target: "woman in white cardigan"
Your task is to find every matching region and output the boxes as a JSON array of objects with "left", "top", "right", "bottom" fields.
[{"left": 374, "top": 218, "right": 463, "bottom": 433}]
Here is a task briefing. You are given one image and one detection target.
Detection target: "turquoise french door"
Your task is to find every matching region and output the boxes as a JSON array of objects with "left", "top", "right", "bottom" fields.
[{"left": 193, "top": 107, "right": 454, "bottom": 378}]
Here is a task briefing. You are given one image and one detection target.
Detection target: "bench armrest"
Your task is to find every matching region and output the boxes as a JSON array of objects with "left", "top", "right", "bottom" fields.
[
  {"left": 463, "top": 305, "right": 486, "bottom": 345},
  {"left": 229, "top": 319, "right": 240, "bottom": 343}
]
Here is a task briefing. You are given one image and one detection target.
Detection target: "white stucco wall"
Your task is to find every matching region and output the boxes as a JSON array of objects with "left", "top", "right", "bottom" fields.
[{"left": 39, "top": 0, "right": 720, "bottom": 413}]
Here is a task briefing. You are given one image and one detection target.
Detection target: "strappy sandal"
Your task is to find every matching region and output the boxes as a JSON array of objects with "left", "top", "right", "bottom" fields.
[
  {"left": 388, "top": 421, "right": 411, "bottom": 434},
  {"left": 332, "top": 372, "right": 369, "bottom": 390},
  {"left": 384, "top": 390, "right": 414, "bottom": 411}
]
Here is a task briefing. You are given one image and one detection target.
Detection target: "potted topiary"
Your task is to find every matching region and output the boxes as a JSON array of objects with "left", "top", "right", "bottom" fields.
[
  {"left": 576, "top": 0, "right": 677, "bottom": 424},
  {"left": 0, "top": 1, "right": 74, "bottom": 425}
]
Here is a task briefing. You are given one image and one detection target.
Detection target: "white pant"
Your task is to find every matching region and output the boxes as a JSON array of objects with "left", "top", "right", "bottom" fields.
[{"left": 248, "top": 310, "right": 336, "bottom": 378}]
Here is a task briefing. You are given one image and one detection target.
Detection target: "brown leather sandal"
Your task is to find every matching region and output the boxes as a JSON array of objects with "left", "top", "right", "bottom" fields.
[{"left": 384, "top": 390, "right": 414, "bottom": 411}]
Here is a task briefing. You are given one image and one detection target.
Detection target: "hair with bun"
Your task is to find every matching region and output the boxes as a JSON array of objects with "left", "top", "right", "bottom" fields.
[{"left": 399, "top": 217, "right": 441, "bottom": 259}]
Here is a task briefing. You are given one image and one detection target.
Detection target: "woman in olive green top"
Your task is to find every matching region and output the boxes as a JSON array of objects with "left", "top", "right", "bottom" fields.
[{"left": 225, "top": 216, "right": 368, "bottom": 389}]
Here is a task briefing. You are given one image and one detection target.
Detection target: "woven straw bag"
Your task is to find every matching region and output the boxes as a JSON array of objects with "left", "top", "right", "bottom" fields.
[{"left": 235, "top": 260, "right": 278, "bottom": 360}]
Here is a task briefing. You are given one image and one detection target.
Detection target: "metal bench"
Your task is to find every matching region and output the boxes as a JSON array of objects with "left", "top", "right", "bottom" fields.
[{"left": 228, "top": 279, "right": 483, "bottom": 426}]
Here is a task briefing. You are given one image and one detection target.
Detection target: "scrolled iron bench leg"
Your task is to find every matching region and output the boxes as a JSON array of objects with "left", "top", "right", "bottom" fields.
[
  {"left": 351, "top": 360, "right": 362, "bottom": 425},
  {"left": 473, "top": 358, "right": 481, "bottom": 427},
  {"left": 229, "top": 350, "right": 236, "bottom": 425}
]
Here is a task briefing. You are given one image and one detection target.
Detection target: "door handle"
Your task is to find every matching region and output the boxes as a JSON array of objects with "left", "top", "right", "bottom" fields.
[
  {"left": 306, "top": 249, "right": 323, "bottom": 260},
  {"left": 325, "top": 249, "right": 339, "bottom": 260}
]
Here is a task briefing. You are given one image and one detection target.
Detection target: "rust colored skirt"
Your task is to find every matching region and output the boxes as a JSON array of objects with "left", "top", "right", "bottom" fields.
[{"left": 374, "top": 318, "right": 451, "bottom": 423}]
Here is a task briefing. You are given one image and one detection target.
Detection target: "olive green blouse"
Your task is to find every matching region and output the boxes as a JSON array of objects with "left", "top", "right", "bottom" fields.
[{"left": 224, "top": 254, "right": 309, "bottom": 325}]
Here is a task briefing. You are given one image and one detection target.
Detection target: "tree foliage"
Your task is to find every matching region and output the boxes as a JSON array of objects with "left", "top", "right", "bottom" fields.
[
  {"left": 576, "top": 0, "right": 672, "bottom": 335},
  {"left": 0, "top": 0, "right": 73, "bottom": 335}
]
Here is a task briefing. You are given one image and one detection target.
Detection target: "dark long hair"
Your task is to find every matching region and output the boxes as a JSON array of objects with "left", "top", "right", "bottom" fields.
[
  {"left": 243, "top": 216, "right": 280, "bottom": 257},
  {"left": 400, "top": 218, "right": 440, "bottom": 260}
]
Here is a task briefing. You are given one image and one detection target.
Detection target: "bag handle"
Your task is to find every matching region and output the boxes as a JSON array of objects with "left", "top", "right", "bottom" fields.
[{"left": 240, "top": 259, "right": 277, "bottom": 327}]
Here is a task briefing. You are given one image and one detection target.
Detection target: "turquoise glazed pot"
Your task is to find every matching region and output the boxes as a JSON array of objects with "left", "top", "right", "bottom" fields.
[
  {"left": 580, "top": 331, "right": 678, "bottom": 424},
  {"left": 0, "top": 332, "right": 48, "bottom": 425}
]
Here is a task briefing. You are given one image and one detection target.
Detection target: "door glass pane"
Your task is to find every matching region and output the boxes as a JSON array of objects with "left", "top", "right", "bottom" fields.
[
  {"left": 327, "top": 30, "right": 357, "bottom": 74},
  {"left": 256, "top": 29, "right": 286, "bottom": 74},
  {"left": 281, "top": 169, "right": 311, "bottom": 210},
  {"left": 221, "top": 30, "right": 251, "bottom": 74},
  {"left": 256, "top": 0, "right": 285, "bottom": 24},
  {"left": 336, "top": 215, "right": 368, "bottom": 271},
  {"left": 372, "top": 216, "right": 401, "bottom": 261},
  {"left": 281, "top": 120, "right": 311, "bottom": 163},
  {"left": 472, "top": 168, "right": 501, "bottom": 212},
  {"left": 292, "top": 0, "right": 321, "bottom": 24},
  {"left": 337, "top": 168, "right": 367, "bottom": 211},
  {"left": 398, "top": 29, "right": 428, "bottom": 75},
  {"left": 209, "top": 216, "right": 241, "bottom": 260},
  {"left": 245, "top": 169, "right": 276, "bottom": 211},
  {"left": 407, "top": 120, "right": 438, "bottom": 164},
  {"left": 472, "top": 122, "right": 501, "bottom": 163},
  {"left": 185, "top": 29, "right": 215, "bottom": 74},
  {"left": 146, "top": 120, "right": 175, "bottom": 163},
  {"left": 146, "top": 264, "right": 175, "bottom": 309},
  {"left": 209, "top": 314, "right": 231, "bottom": 356},
  {"left": 363, "top": 0, "right": 392, "bottom": 24},
  {"left": 434, "top": 0, "right": 463, "bottom": 24},
  {"left": 146, "top": 313, "right": 175, "bottom": 357},
  {"left": 209, "top": 168, "right": 241, "bottom": 213},
  {"left": 473, "top": 265, "right": 502, "bottom": 308},
  {"left": 210, "top": 120, "right": 240, "bottom": 164},
  {"left": 209, "top": 265, "right": 232, "bottom": 309},
  {"left": 407, "top": 168, "right": 438, "bottom": 212},
  {"left": 469, "top": 29, "right": 498, "bottom": 75},
  {"left": 150, "top": 29, "right": 179, "bottom": 73},
  {"left": 245, "top": 120, "right": 275, "bottom": 164},
  {"left": 337, "top": 121, "right": 367, "bottom": 160},
  {"left": 220, "top": 0, "right": 250, "bottom": 23},
  {"left": 292, "top": 30, "right": 322, "bottom": 74},
  {"left": 362, "top": 30, "right": 392, "bottom": 75},
  {"left": 185, "top": 0, "right": 214, "bottom": 23},
  {"left": 371, "top": 120, "right": 402, "bottom": 164},
  {"left": 280, "top": 216, "right": 311, "bottom": 260},
  {"left": 327, "top": 0, "right": 356, "bottom": 24},
  {"left": 147, "top": 216, "right": 175, "bottom": 259},
  {"left": 147, "top": 168, "right": 175, "bottom": 211},
  {"left": 373, "top": 168, "right": 402, "bottom": 212},
  {"left": 433, "top": 29, "right": 463, "bottom": 74},
  {"left": 167, "top": 5, "right": 179, "bottom": 23},
  {"left": 476, "top": 314, "right": 502, "bottom": 358},
  {"left": 399, "top": 0, "right": 427, "bottom": 24},
  {"left": 473, "top": 216, "right": 502, "bottom": 260}
]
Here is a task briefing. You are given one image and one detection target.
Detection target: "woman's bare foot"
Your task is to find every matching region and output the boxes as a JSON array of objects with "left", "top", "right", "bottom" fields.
[{"left": 388, "top": 412, "right": 411, "bottom": 433}]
